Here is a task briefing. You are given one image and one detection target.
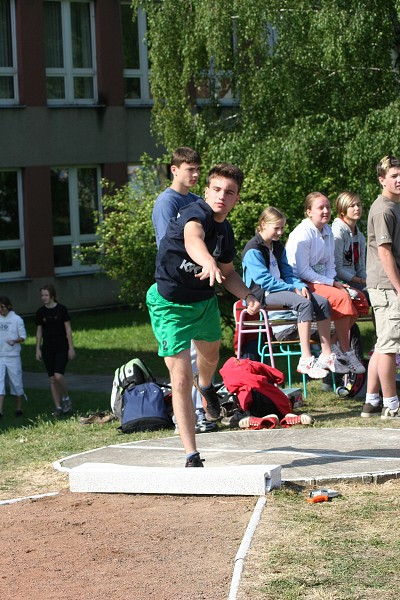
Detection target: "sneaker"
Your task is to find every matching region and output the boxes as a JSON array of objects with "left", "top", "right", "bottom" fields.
[
  {"left": 193, "top": 375, "right": 221, "bottom": 421},
  {"left": 331, "top": 342, "right": 345, "bottom": 360},
  {"left": 317, "top": 353, "right": 349, "bottom": 374},
  {"left": 343, "top": 350, "right": 366, "bottom": 374},
  {"left": 52, "top": 406, "right": 63, "bottom": 418},
  {"left": 185, "top": 453, "right": 205, "bottom": 467},
  {"left": 238, "top": 414, "right": 279, "bottom": 430},
  {"left": 297, "top": 356, "right": 328, "bottom": 379},
  {"left": 62, "top": 396, "right": 72, "bottom": 414},
  {"left": 79, "top": 411, "right": 115, "bottom": 425},
  {"left": 280, "top": 412, "right": 314, "bottom": 428},
  {"left": 195, "top": 419, "right": 217, "bottom": 433},
  {"left": 15, "top": 410, "right": 23, "bottom": 417},
  {"left": 221, "top": 409, "right": 250, "bottom": 428},
  {"left": 381, "top": 406, "right": 400, "bottom": 420},
  {"left": 361, "top": 402, "right": 382, "bottom": 418}
]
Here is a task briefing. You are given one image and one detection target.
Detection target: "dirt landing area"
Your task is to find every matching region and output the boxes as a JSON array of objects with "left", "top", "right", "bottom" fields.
[{"left": 1, "top": 491, "right": 256, "bottom": 600}]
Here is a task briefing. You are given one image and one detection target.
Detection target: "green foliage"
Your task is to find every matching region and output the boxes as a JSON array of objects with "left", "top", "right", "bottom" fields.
[
  {"left": 81, "top": 157, "right": 163, "bottom": 305},
  {"left": 132, "top": 0, "right": 400, "bottom": 224}
]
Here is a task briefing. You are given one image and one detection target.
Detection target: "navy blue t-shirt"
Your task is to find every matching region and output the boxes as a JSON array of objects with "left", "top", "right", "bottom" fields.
[{"left": 156, "top": 199, "right": 236, "bottom": 303}]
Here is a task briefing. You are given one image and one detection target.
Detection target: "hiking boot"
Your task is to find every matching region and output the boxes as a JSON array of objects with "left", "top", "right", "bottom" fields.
[
  {"left": 185, "top": 453, "right": 205, "bottom": 467},
  {"left": 280, "top": 412, "right": 314, "bottom": 428},
  {"left": 62, "top": 396, "right": 72, "bottom": 414},
  {"left": 52, "top": 406, "right": 63, "bottom": 418},
  {"left": 361, "top": 402, "right": 382, "bottom": 418},
  {"left": 297, "top": 356, "right": 328, "bottom": 379},
  {"left": 381, "top": 406, "right": 400, "bottom": 420},
  {"left": 317, "top": 352, "right": 349, "bottom": 374},
  {"left": 193, "top": 375, "right": 221, "bottom": 421},
  {"left": 342, "top": 350, "right": 366, "bottom": 374}
]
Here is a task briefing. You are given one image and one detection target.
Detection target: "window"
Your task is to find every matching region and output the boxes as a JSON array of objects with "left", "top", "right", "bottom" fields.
[
  {"left": 0, "top": 0, "right": 18, "bottom": 104},
  {"left": 44, "top": 0, "right": 97, "bottom": 105},
  {"left": 121, "top": 3, "right": 150, "bottom": 104},
  {"left": 196, "top": 26, "right": 239, "bottom": 106},
  {"left": 0, "top": 170, "right": 24, "bottom": 278},
  {"left": 51, "top": 166, "right": 101, "bottom": 272}
]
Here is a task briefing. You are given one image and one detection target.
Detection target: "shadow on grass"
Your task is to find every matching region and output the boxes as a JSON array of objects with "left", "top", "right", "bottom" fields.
[{"left": 0, "top": 388, "right": 111, "bottom": 433}]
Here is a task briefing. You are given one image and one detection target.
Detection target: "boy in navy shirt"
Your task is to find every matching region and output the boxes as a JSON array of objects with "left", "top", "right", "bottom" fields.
[{"left": 147, "top": 164, "right": 260, "bottom": 466}]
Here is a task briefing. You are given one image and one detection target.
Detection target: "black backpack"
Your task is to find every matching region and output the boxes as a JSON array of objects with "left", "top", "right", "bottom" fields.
[{"left": 120, "top": 381, "right": 171, "bottom": 433}]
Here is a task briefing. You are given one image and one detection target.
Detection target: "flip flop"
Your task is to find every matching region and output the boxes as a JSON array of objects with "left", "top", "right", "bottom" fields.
[
  {"left": 238, "top": 414, "right": 279, "bottom": 430},
  {"left": 280, "top": 413, "right": 313, "bottom": 428}
]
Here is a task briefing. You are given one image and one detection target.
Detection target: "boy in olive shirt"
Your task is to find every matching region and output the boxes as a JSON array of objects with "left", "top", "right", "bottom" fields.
[{"left": 362, "top": 156, "right": 400, "bottom": 419}]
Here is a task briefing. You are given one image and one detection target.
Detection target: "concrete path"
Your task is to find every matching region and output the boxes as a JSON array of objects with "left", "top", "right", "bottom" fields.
[{"left": 24, "top": 371, "right": 112, "bottom": 393}]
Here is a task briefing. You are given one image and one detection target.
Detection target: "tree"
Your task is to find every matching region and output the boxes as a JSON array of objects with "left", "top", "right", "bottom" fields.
[
  {"left": 133, "top": 0, "right": 400, "bottom": 228},
  {"left": 82, "top": 158, "right": 162, "bottom": 305}
]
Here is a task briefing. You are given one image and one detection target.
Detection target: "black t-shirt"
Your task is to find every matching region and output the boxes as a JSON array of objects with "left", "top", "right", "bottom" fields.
[
  {"left": 35, "top": 303, "right": 70, "bottom": 348},
  {"left": 156, "top": 199, "right": 236, "bottom": 303}
]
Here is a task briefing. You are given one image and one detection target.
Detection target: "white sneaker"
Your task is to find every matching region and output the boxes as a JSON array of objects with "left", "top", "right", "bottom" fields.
[
  {"left": 343, "top": 349, "right": 366, "bottom": 374},
  {"left": 331, "top": 342, "right": 345, "bottom": 359},
  {"left": 297, "top": 357, "right": 328, "bottom": 379},
  {"left": 317, "top": 353, "right": 349, "bottom": 374}
]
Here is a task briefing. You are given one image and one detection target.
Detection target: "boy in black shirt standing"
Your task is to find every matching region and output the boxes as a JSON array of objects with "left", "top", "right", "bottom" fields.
[{"left": 146, "top": 164, "right": 260, "bottom": 466}]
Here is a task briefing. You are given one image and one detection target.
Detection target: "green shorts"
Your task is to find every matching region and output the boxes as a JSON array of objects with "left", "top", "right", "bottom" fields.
[{"left": 146, "top": 283, "right": 222, "bottom": 357}]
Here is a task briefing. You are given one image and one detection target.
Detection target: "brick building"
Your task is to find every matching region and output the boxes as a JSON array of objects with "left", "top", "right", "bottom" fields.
[{"left": 0, "top": 0, "right": 158, "bottom": 313}]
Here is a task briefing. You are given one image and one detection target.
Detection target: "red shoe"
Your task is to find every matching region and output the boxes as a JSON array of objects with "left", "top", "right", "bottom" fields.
[
  {"left": 238, "top": 414, "right": 279, "bottom": 430},
  {"left": 280, "top": 413, "right": 314, "bottom": 428}
]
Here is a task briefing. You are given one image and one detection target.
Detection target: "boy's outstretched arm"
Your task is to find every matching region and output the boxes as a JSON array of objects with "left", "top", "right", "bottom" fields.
[{"left": 184, "top": 221, "right": 225, "bottom": 286}]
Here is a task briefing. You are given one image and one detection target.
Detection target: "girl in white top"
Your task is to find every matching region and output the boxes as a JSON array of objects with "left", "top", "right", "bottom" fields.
[
  {"left": 286, "top": 192, "right": 365, "bottom": 375},
  {"left": 0, "top": 296, "right": 26, "bottom": 417}
]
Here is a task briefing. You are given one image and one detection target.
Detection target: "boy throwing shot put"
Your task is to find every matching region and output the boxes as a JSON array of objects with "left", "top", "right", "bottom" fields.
[{"left": 146, "top": 163, "right": 260, "bottom": 466}]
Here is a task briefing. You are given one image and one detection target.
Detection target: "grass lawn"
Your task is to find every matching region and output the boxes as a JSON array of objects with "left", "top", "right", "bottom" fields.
[{"left": 1, "top": 307, "right": 399, "bottom": 598}]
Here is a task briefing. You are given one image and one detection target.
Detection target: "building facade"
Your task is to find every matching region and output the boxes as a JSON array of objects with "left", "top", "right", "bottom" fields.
[{"left": 0, "top": 0, "right": 158, "bottom": 313}]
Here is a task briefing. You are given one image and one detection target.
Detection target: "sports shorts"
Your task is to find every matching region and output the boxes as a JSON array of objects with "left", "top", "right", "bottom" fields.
[
  {"left": 42, "top": 344, "right": 68, "bottom": 377},
  {"left": 368, "top": 288, "right": 400, "bottom": 353},
  {"left": 146, "top": 283, "right": 222, "bottom": 357}
]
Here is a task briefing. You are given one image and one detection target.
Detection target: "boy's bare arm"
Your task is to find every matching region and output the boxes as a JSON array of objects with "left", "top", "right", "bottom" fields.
[
  {"left": 378, "top": 244, "right": 400, "bottom": 294},
  {"left": 184, "top": 221, "right": 225, "bottom": 286}
]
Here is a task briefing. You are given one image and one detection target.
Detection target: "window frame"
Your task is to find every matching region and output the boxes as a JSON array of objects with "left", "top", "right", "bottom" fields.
[
  {"left": 44, "top": 0, "right": 98, "bottom": 106},
  {"left": 0, "top": 169, "right": 25, "bottom": 280},
  {"left": 0, "top": 0, "right": 18, "bottom": 105},
  {"left": 51, "top": 165, "right": 102, "bottom": 274},
  {"left": 121, "top": 3, "right": 151, "bottom": 105}
]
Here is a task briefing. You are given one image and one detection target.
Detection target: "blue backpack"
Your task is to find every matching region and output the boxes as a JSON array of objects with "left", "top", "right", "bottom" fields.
[{"left": 120, "top": 381, "right": 172, "bottom": 434}]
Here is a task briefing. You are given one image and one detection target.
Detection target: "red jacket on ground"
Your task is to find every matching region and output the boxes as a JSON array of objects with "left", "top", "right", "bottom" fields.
[{"left": 220, "top": 357, "right": 292, "bottom": 414}]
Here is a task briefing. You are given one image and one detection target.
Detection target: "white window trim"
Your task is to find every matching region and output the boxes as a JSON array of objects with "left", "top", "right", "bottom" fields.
[
  {"left": 0, "top": 169, "right": 25, "bottom": 279},
  {"left": 46, "top": 0, "right": 98, "bottom": 106},
  {"left": 53, "top": 166, "right": 102, "bottom": 274},
  {"left": 123, "top": 5, "right": 151, "bottom": 105},
  {"left": 0, "top": 0, "right": 19, "bottom": 105}
]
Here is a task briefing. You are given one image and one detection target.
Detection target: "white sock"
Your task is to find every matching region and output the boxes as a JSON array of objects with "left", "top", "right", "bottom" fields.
[
  {"left": 366, "top": 393, "right": 380, "bottom": 407},
  {"left": 382, "top": 395, "right": 399, "bottom": 410}
]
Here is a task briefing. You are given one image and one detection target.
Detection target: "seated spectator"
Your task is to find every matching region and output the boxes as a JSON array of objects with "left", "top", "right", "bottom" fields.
[
  {"left": 286, "top": 192, "right": 365, "bottom": 374},
  {"left": 332, "top": 191, "right": 368, "bottom": 295},
  {"left": 242, "top": 206, "right": 347, "bottom": 378}
]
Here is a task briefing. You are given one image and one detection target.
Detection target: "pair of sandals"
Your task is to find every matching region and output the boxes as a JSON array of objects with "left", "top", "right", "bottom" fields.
[{"left": 238, "top": 412, "right": 313, "bottom": 430}]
